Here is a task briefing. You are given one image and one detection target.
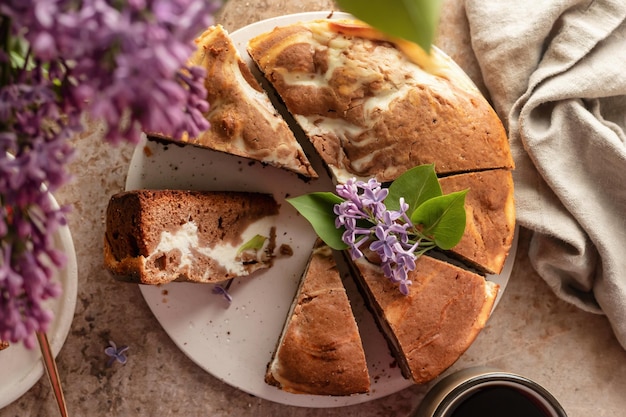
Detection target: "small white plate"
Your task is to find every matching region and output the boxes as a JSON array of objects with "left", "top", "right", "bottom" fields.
[
  {"left": 0, "top": 194, "right": 78, "bottom": 409},
  {"left": 126, "top": 11, "right": 517, "bottom": 408}
]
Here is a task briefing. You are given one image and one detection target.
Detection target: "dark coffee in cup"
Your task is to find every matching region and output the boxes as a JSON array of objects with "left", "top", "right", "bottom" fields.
[
  {"left": 449, "top": 383, "right": 554, "bottom": 417},
  {"left": 413, "top": 368, "right": 567, "bottom": 417}
]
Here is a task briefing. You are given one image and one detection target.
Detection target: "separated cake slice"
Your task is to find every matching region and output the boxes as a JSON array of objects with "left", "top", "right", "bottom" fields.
[
  {"left": 151, "top": 25, "right": 317, "bottom": 179},
  {"left": 349, "top": 255, "right": 498, "bottom": 385},
  {"left": 439, "top": 169, "right": 516, "bottom": 275},
  {"left": 247, "top": 19, "right": 513, "bottom": 184},
  {"left": 104, "top": 189, "right": 279, "bottom": 285},
  {"left": 266, "top": 240, "right": 370, "bottom": 396}
]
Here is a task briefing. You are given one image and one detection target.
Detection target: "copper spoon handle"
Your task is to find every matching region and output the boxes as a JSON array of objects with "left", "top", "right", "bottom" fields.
[{"left": 36, "top": 331, "right": 69, "bottom": 417}]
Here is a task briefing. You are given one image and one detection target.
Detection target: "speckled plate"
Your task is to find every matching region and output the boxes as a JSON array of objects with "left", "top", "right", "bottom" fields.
[
  {"left": 126, "top": 11, "right": 517, "bottom": 408},
  {"left": 0, "top": 194, "right": 78, "bottom": 410}
]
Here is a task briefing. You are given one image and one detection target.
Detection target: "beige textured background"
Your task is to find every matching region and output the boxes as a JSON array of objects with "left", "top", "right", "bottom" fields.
[{"left": 2, "top": 1, "right": 625, "bottom": 416}]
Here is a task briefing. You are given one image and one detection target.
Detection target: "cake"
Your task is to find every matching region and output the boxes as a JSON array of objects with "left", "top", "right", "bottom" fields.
[
  {"left": 111, "top": 17, "right": 517, "bottom": 394},
  {"left": 149, "top": 25, "right": 317, "bottom": 179},
  {"left": 439, "top": 169, "right": 516, "bottom": 275},
  {"left": 243, "top": 17, "right": 516, "bottom": 390},
  {"left": 104, "top": 189, "right": 279, "bottom": 285},
  {"left": 247, "top": 19, "right": 514, "bottom": 184},
  {"left": 349, "top": 254, "right": 499, "bottom": 384},
  {"left": 0, "top": 340, "right": 8, "bottom": 350},
  {"left": 266, "top": 240, "right": 370, "bottom": 395}
]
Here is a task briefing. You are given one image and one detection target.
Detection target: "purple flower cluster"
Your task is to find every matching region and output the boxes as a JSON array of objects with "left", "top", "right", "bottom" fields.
[
  {"left": 2, "top": 0, "right": 220, "bottom": 143},
  {"left": 334, "top": 179, "right": 429, "bottom": 295},
  {"left": 1, "top": 0, "right": 221, "bottom": 347},
  {"left": 0, "top": 63, "right": 75, "bottom": 346}
]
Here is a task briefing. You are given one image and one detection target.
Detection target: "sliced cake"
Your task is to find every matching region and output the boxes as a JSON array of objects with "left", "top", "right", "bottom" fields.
[
  {"left": 439, "top": 169, "right": 516, "bottom": 275},
  {"left": 150, "top": 25, "right": 317, "bottom": 178},
  {"left": 104, "top": 189, "right": 279, "bottom": 285},
  {"left": 349, "top": 254, "right": 498, "bottom": 384},
  {"left": 247, "top": 19, "right": 513, "bottom": 184},
  {"left": 266, "top": 240, "right": 370, "bottom": 395}
]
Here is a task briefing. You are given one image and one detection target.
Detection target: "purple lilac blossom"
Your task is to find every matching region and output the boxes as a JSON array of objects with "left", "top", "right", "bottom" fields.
[
  {"left": 334, "top": 179, "right": 418, "bottom": 295},
  {"left": 2, "top": 0, "right": 220, "bottom": 144},
  {"left": 212, "top": 279, "right": 234, "bottom": 305},
  {"left": 1, "top": 0, "right": 221, "bottom": 346},
  {"left": 105, "top": 340, "right": 129, "bottom": 367}
]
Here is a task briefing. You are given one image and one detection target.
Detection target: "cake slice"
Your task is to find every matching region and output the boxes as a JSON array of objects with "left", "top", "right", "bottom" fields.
[
  {"left": 0, "top": 340, "right": 8, "bottom": 350},
  {"left": 150, "top": 25, "right": 317, "bottom": 179},
  {"left": 266, "top": 240, "right": 370, "bottom": 395},
  {"left": 439, "top": 169, "right": 516, "bottom": 275},
  {"left": 247, "top": 19, "right": 513, "bottom": 184},
  {"left": 104, "top": 189, "right": 279, "bottom": 285},
  {"left": 349, "top": 254, "right": 498, "bottom": 384}
]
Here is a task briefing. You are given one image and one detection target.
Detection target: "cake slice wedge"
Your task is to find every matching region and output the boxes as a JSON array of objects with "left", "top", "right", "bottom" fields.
[
  {"left": 247, "top": 19, "right": 513, "bottom": 184},
  {"left": 150, "top": 25, "right": 317, "bottom": 179},
  {"left": 349, "top": 254, "right": 498, "bottom": 385},
  {"left": 266, "top": 240, "right": 370, "bottom": 395},
  {"left": 104, "top": 189, "right": 279, "bottom": 285},
  {"left": 439, "top": 169, "right": 516, "bottom": 275}
]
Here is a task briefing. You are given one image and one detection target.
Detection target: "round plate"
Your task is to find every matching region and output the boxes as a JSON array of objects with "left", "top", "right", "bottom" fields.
[
  {"left": 126, "top": 11, "right": 517, "bottom": 408},
  {"left": 0, "top": 194, "right": 78, "bottom": 409}
]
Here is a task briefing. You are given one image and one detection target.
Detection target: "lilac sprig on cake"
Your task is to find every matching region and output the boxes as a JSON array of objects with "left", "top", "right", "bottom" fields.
[
  {"left": 334, "top": 178, "right": 437, "bottom": 295},
  {"left": 287, "top": 164, "right": 469, "bottom": 296}
]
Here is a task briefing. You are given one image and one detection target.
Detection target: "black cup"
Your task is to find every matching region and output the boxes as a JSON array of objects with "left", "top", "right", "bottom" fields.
[{"left": 413, "top": 367, "right": 567, "bottom": 417}]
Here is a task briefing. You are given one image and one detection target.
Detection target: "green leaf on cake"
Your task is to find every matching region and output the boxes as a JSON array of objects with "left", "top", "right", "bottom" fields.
[
  {"left": 287, "top": 192, "right": 348, "bottom": 250},
  {"left": 237, "top": 234, "right": 268, "bottom": 255},
  {"left": 335, "top": 0, "right": 443, "bottom": 52},
  {"left": 385, "top": 163, "right": 442, "bottom": 217},
  {"left": 410, "top": 189, "right": 468, "bottom": 250}
]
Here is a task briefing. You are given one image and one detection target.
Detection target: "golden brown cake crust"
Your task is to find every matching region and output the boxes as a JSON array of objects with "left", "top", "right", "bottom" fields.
[
  {"left": 0, "top": 340, "right": 8, "bottom": 350},
  {"left": 152, "top": 25, "right": 317, "bottom": 178},
  {"left": 440, "top": 169, "right": 516, "bottom": 274},
  {"left": 247, "top": 19, "right": 514, "bottom": 183},
  {"left": 104, "top": 189, "right": 279, "bottom": 285},
  {"left": 352, "top": 255, "right": 498, "bottom": 384},
  {"left": 266, "top": 242, "right": 370, "bottom": 396}
]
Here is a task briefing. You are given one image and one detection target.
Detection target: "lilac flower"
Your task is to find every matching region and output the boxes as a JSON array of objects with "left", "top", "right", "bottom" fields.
[
  {"left": 105, "top": 340, "right": 129, "bottom": 367},
  {"left": 370, "top": 224, "right": 400, "bottom": 261},
  {"left": 336, "top": 178, "right": 362, "bottom": 203},
  {"left": 4, "top": 0, "right": 220, "bottom": 144},
  {"left": 333, "top": 177, "right": 437, "bottom": 295},
  {"left": 398, "top": 280, "right": 412, "bottom": 296},
  {"left": 212, "top": 279, "right": 234, "bottom": 304},
  {"left": 334, "top": 201, "right": 361, "bottom": 228},
  {"left": 1, "top": 0, "right": 223, "bottom": 346},
  {"left": 361, "top": 178, "right": 388, "bottom": 207}
]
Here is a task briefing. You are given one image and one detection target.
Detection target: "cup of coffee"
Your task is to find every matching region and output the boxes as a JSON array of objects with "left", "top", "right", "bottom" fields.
[{"left": 413, "top": 367, "right": 567, "bottom": 417}]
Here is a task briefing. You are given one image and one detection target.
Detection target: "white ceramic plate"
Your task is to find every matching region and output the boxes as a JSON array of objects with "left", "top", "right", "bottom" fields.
[
  {"left": 0, "top": 194, "right": 78, "bottom": 409},
  {"left": 126, "top": 11, "right": 517, "bottom": 408}
]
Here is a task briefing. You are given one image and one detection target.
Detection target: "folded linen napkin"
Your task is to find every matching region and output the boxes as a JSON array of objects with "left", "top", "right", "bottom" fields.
[{"left": 465, "top": 0, "right": 626, "bottom": 348}]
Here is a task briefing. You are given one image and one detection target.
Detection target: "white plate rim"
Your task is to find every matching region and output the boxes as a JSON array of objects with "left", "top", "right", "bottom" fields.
[{"left": 0, "top": 194, "right": 78, "bottom": 410}]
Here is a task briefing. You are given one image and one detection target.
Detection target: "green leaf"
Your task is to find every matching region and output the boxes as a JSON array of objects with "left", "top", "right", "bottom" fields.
[
  {"left": 335, "top": 0, "right": 443, "bottom": 52},
  {"left": 385, "top": 164, "right": 442, "bottom": 217},
  {"left": 287, "top": 192, "right": 348, "bottom": 250},
  {"left": 410, "top": 190, "right": 467, "bottom": 250},
  {"left": 237, "top": 234, "right": 267, "bottom": 255}
]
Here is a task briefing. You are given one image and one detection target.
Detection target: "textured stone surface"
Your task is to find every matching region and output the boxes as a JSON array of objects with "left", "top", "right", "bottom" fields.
[{"left": 2, "top": 1, "right": 626, "bottom": 416}]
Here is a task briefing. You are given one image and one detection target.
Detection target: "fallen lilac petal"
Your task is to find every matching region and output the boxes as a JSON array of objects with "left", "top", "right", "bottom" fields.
[
  {"left": 212, "top": 279, "right": 234, "bottom": 304},
  {"left": 105, "top": 341, "right": 129, "bottom": 367}
]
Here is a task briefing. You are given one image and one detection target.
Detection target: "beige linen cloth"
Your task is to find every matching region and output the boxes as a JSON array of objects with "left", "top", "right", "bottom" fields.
[{"left": 465, "top": 0, "right": 626, "bottom": 348}]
